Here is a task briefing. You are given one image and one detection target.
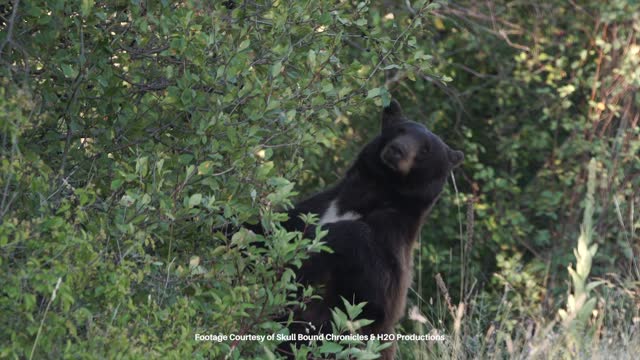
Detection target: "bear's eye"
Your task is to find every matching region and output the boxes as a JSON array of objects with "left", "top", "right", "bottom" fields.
[
  {"left": 419, "top": 147, "right": 429, "bottom": 156},
  {"left": 396, "top": 128, "right": 406, "bottom": 135}
]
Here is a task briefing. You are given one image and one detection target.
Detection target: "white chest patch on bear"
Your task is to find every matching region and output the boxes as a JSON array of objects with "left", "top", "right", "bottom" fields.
[{"left": 319, "top": 200, "right": 361, "bottom": 225}]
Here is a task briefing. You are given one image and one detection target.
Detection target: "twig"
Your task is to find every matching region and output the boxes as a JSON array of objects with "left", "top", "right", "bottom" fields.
[
  {"left": 160, "top": 258, "right": 176, "bottom": 306},
  {"left": 29, "top": 277, "right": 62, "bottom": 360},
  {"left": 0, "top": 0, "right": 20, "bottom": 57},
  {"left": 58, "top": 21, "right": 88, "bottom": 179}
]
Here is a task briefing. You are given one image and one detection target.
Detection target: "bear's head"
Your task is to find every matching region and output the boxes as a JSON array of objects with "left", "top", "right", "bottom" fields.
[{"left": 356, "top": 100, "right": 464, "bottom": 201}]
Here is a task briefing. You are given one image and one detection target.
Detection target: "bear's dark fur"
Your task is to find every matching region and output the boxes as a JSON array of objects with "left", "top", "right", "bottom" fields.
[{"left": 276, "top": 100, "right": 464, "bottom": 359}]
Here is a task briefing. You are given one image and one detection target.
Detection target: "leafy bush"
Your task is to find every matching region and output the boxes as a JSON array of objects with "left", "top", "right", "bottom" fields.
[
  {"left": 2, "top": 0, "right": 639, "bottom": 359},
  {"left": 1, "top": 0, "right": 440, "bottom": 358}
]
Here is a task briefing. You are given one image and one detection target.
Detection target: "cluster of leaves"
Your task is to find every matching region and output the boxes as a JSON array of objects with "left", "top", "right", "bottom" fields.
[
  {"left": 0, "top": 0, "right": 441, "bottom": 358},
  {"left": 2, "top": 0, "right": 639, "bottom": 358}
]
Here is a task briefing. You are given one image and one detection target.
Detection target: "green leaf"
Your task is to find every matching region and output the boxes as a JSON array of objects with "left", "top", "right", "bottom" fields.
[
  {"left": 318, "top": 341, "right": 343, "bottom": 354},
  {"left": 111, "top": 179, "right": 123, "bottom": 190},
  {"left": 307, "top": 50, "right": 317, "bottom": 69},
  {"left": 342, "top": 297, "right": 365, "bottom": 320},
  {"left": 238, "top": 39, "right": 250, "bottom": 51},
  {"left": 81, "top": 0, "right": 94, "bottom": 17},
  {"left": 188, "top": 193, "right": 202, "bottom": 208},
  {"left": 366, "top": 87, "right": 383, "bottom": 99},
  {"left": 271, "top": 61, "right": 283, "bottom": 77},
  {"left": 198, "top": 161, "right": 215, "bottom": 175},
  {"left": 61, "top": 64, "right": 77, "bottom": 79}
]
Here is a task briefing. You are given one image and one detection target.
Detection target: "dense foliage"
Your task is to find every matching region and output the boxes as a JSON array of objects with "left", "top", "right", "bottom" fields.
[{"left": 1, "top": 0, "right": 638, "bottom": 359}]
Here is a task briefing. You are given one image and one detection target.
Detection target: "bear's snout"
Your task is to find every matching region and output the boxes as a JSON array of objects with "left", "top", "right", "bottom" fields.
[
  {"left": 386, "top": 143, "right": 406, "bottom": 160},
  {"left": 381, "top": 140, "right": 416, "bottom": 175}
]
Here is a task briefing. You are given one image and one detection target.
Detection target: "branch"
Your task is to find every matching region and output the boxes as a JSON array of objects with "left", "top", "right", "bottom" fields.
[{"left": 0, "top": 0, "right": 20, "bottom": 57}]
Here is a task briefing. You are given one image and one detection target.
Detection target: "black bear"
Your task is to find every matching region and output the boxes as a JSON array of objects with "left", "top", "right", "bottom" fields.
[{"left": 275, "top": 100, "right": 464, "bottom": 359}]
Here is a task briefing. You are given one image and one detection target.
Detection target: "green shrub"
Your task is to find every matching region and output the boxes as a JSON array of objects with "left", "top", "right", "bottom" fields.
[
  {"left": 0, "top": 1, "right": 439, "bottom": 358},
  {"left": 2, "top": 0, "right": 639, "bottom": 359}
]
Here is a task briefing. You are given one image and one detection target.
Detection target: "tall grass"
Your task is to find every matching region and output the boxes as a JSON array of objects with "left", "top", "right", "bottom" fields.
[{"left": 402, "top": 158, "right": 639, "bottom": 359}]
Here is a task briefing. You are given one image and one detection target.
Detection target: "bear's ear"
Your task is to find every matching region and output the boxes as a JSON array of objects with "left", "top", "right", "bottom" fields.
[
  {"left": 448, "top": 148, "right": 464, "bottom": 168},
  {"left": 381, "top": 99, "right": 404, "bottom": 130}
]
